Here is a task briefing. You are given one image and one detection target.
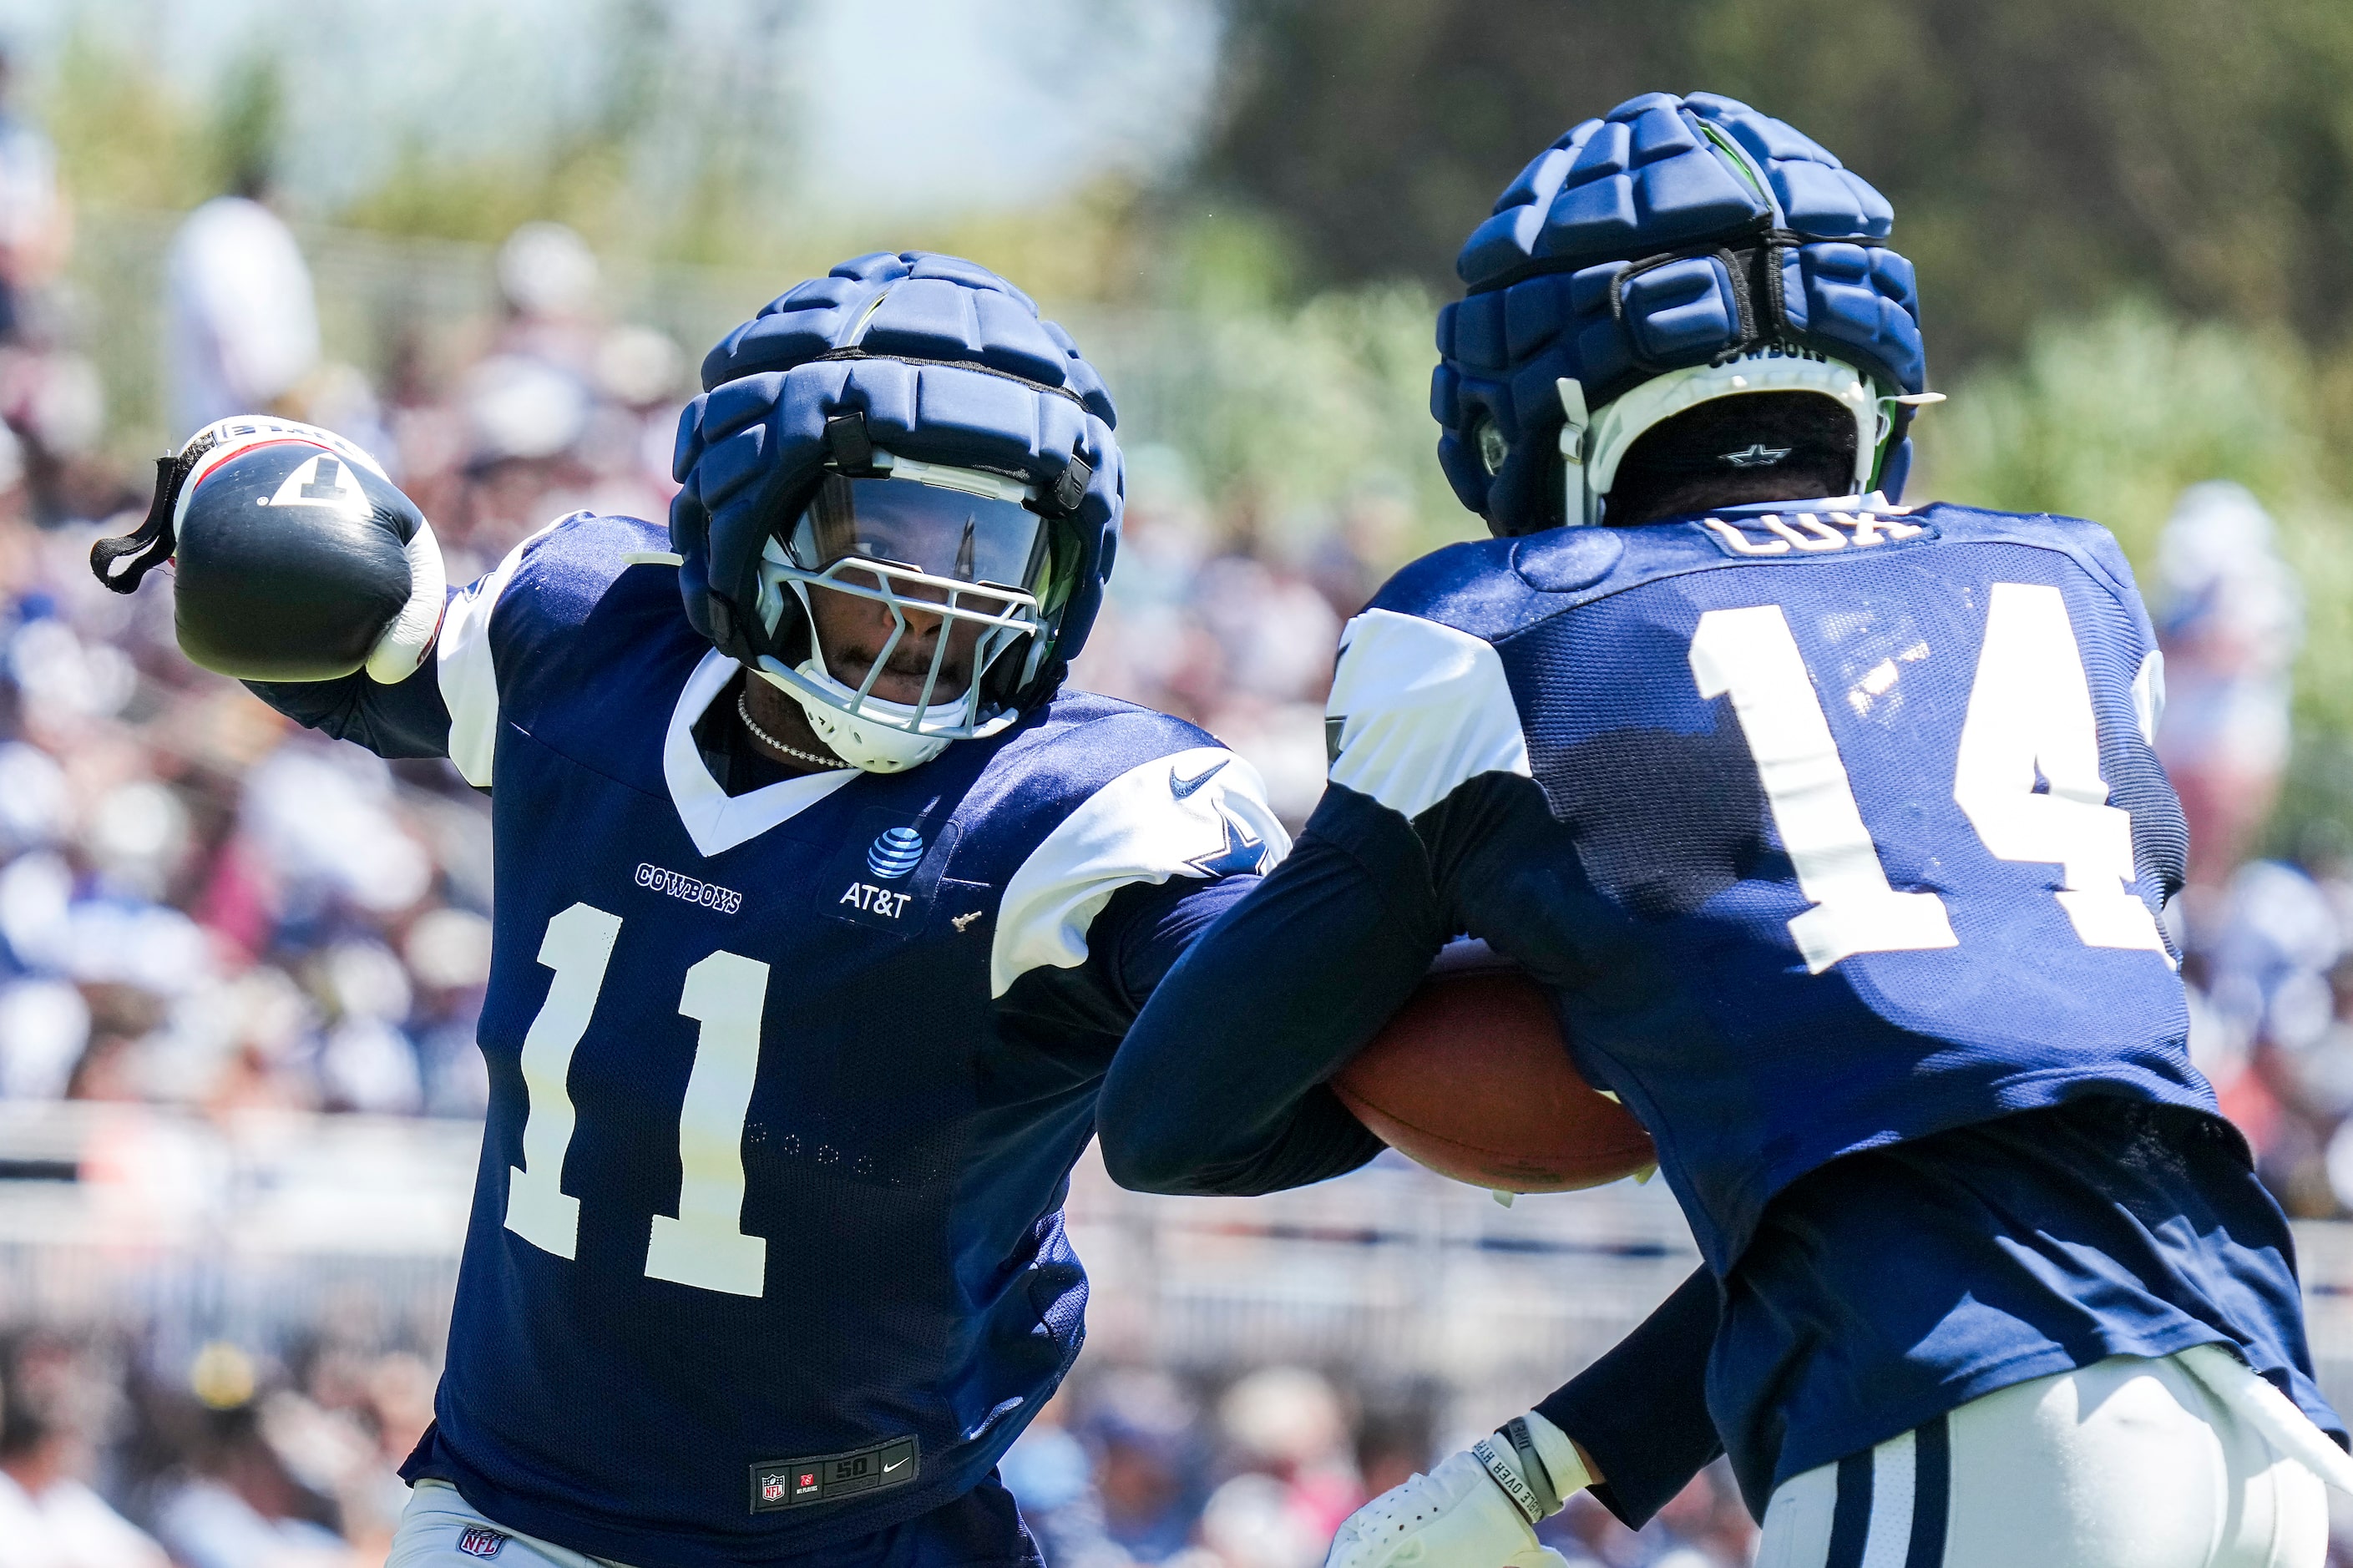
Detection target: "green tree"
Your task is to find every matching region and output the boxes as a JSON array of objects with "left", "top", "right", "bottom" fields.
[{"left": 1205, "top": 0, "right": 2353, "bottom": 367}]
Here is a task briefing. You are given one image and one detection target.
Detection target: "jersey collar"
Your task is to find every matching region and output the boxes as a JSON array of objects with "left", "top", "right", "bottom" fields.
[{"left": 664, "top": 648, "right": 858, "bottom": 857}]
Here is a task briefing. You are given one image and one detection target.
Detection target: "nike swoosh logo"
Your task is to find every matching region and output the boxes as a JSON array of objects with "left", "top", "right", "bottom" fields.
[
  {"left": 883, "top": 1458, "right": 908, "bottom": 1473},
  {"left": 1170, "top": 758, "right": 1228, "bottom": 799}
]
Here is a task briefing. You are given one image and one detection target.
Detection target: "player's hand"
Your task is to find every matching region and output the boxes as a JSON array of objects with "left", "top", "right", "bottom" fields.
[{"left": 1323, "top": 1450, "right": 1566, "bottom": 1568}]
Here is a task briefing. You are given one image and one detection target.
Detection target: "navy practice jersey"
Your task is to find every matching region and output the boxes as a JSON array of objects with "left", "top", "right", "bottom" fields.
[
  {"left": 1099, "top": 496, "right": 2337, "bottom": 1522},
  {"left": 1121, "top": 498, "right": 2204, "bottom": 1265},
  {"left": 245, "top": 513, "right": 1293, "bottom": 1568},
  {"left": 1316, "top": 499, "right": 2204, "bottom": 1267}
]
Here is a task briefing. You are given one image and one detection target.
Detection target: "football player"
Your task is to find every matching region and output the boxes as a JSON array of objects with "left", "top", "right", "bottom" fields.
[
  {"left": 1098, "top": 95, "right": 2353, "bottom": 1566},
  {"left": 89, "top": 253, "right": 1373, "bottom": 1568}
]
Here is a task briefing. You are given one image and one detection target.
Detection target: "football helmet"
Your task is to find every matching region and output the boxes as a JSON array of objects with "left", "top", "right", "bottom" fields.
[
  {"left": 672, "top": 252, "right": 1121, "bottom": 772},
  {"left": 1433, "top": 92, "right": 1934, "bottom": 535}
]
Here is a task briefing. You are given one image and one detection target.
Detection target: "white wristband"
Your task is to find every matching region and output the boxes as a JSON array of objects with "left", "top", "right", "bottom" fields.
[
  {"left": 1473, "top": 1409, "right": 1593, "bottom": 1524},
  {"left": 1521, "top": 1409, "right": 1592, "bottom": 1498}
]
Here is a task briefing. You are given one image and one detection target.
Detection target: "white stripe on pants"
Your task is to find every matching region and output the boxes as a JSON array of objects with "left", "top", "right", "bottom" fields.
[{"left": 1756, "top": 1353, "right": 2330, "bottom": 1568}]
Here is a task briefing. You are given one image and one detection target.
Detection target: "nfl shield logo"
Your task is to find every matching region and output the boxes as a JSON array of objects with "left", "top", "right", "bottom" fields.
[
  {"left": 762, "top": 1474, "right": 787, "bottom": 1503},
  {"left": 458, "top": 1525, "right": 506, "bottom": 1559}
]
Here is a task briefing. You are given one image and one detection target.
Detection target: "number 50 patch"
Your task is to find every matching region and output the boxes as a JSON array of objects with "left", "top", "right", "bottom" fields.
[{"left": 750, "top": 1435, "right": 919, "bottom": 1513}]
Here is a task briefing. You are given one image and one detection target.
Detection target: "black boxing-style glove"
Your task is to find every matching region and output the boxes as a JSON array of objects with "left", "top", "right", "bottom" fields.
[{"left": 92, "top": 416, "right": 445, "bottom": 684}]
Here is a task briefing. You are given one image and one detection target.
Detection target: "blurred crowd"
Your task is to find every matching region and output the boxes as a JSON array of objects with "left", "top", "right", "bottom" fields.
[
  {"left": 0, "top": 1327, "right": 435, "bottom": 1568},
  {"left": 0, "top": 1333, "right": 1769, "bottom": 1568},
  {"left": 1002, "top": 1363, "right": 1755, "bottom": 1568},
  {"left": 2149, "top": 480, "right": 2353, "bottom": 1223},
  {"left": 0, "top": 69, "right": 2350, "bottom": 1568},
  {"left": 1070, "top": 467, "right": 1398, "bottom": 824},
  {"left": 0, "top": 103, "right": 1385, "bottom": 1129}
]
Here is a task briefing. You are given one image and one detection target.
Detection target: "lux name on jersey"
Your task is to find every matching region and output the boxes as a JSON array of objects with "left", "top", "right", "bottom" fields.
[{"left": 839, "top": 882, "right": 915, "bottom": 919}]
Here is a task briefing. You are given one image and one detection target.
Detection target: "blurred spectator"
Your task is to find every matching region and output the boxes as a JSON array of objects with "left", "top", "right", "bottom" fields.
[
  {"left": 149, "top": 1404, "right": 344, "bottom": 1568},
  {"left": 374, "top": 221, "right": 686, "bottom": 582},
  {"left": 0, "top": 50, "right": 68, "bottom": 352},
  {"left": 1541, "top": 1463, "right": 1755, "bottom": 1567},
  {"left": 1071, "top": 454, "right": 1366, "bottom": 825},
  {"left": 2154, "top": 481, "right": 2303, "bottom": 893},
  {"left": 494, "top": 221, "right": 603, "bottom": 372},
  {"left": 0, "top": 54, "right": 118, "bottom": 529},
  {"left": 144, "top": 1343, "right": 344, "bottom": 1568},
  {"left": 1197, "top": 1368, "right": 1357, "bottom": 1568},
  {"left": 1091, "top": 1369, "right": 1212, "bottom": 1563},
  {"left": 163, "top": 171, "right": 319, "bottom": 436},
  {"left": 0, "top": 1334, "right": 168, "bottom": 1568}
]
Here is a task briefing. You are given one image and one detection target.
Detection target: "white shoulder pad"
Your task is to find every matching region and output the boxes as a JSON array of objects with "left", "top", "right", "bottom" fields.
[
  {"left": 992, "top": 746, "right": 1290, "bottom": 998},
  {"left": 1326, "top": 608, "right": 1531, "bottom": 821},
  {"left": 435, "top": 518, "right": 561, "bottom": 787}
]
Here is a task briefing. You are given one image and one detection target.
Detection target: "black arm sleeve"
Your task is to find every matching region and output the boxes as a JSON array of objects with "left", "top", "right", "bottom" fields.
[
  {"left": 1097, "top": 785, "right": 1440, "bottom": 1196},
  {"left": 1535, "top": 1265, "right": 1725, "bottom": 1530},
  {"left": 246, "top": 655, "right": 455, "bottom": 761}
]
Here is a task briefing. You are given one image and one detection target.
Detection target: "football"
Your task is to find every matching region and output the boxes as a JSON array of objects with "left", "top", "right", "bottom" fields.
[{"left": 1332, "top": 943, "right": 1656, "bottom": 1193}]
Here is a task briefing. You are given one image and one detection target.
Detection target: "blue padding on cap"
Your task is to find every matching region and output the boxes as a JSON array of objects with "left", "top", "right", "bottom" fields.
[
  {"left": 1456, "top": 91, "right": 1897, "bottom": 289},
  {"left": 1622, "top": 256, "right": 1740, "bottom": 362},
  {"left": 671, "top": 251, "right": 1124, "bottom": 685},
  {"left": 1684, "top": 93, "right": 1891, "bottom": 240},
  {"left": 1435, "top": 93, "right": 1925, "bottom": 536},
  {"left": 1503, "top": 276, "right": 1574, "bottom": 362},
  {"left": 1797, "top": 243, "right": 1925, "bottom": 394},
  {"left": 1451, "top": 291, "right": 1510, "bottom": 376}
]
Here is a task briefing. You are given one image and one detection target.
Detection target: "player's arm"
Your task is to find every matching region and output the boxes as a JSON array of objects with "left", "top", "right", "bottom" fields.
[
  {"left": 1096, "top": 609, "right": 1732, "bottom": 1539},
  {"left": 1097, "top": 784, "right": 1443, "bottom": 1194},
  {"left": 1098, "top": 606, "right": 1526, "bottom": 1196},
  {"left": 988, "top": 733, "right": 1388, "bottom": 1191}
]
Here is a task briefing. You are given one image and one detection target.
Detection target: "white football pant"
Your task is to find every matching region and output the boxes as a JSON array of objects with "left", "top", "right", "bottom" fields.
[
  {"left": 387, "top": 1480, "right": 636, "bottom": 1568},
  {"left": 1757, "top": 1352, "right": 2335, "bottom": 1568}
]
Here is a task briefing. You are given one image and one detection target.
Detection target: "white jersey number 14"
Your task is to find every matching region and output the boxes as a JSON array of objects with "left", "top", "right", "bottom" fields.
[{"left": 1688, "top": 582, "right": 2166, "bottom": 974}]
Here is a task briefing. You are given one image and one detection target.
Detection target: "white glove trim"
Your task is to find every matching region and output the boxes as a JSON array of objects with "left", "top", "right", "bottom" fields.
[{"left": 366, "top": 516, "right": 448, "bottom": 684}]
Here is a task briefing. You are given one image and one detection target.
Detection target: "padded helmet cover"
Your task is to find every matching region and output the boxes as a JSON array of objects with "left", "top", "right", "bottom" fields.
[
  {"left": 670, "top": 251, "right": 1122, "bottom": 706},
  {"left": 1434, "top": 92, "right": 1929, "bottom": 534}
]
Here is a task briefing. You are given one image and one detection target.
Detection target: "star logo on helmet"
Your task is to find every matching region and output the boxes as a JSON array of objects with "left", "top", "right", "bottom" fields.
[
  {"left": 1186, "top": 810, "right": 1268, "bottom": 878},
  {"left": 1719, "top": 443, "right": 1794, "bottom": 468}
]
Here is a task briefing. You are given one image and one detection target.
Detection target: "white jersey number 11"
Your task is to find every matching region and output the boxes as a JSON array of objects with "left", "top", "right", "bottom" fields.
[
  {"left": 503, "top": 906, "right": 772, "bottom": 1297},
  {"left": 1689, "top": 581, "right": 2166, "bottom": 974}
]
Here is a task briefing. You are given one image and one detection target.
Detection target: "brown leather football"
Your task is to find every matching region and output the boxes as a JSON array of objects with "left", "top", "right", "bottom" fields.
[{"left": 1332, "top": 944, "right": 1656, "bottom": 1193}]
